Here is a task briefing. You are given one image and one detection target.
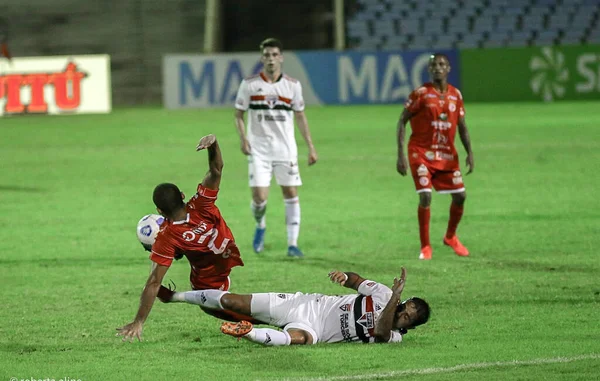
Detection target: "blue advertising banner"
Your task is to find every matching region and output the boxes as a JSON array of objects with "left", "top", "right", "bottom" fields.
[{"left": 163, "top": 49, "right": 459, "bottom": 109}]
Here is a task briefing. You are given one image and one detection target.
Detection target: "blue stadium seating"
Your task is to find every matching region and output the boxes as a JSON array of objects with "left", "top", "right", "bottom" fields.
[{"left": 346, "top": 0, "right": 600, "bottom": 50}]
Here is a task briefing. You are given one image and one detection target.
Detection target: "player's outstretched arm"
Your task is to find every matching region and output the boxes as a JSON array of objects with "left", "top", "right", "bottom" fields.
[
  {"left": 116, "top": 262, "right": 169, "bottom": 342},
  {"left": 396, "top": 109, "right": 412, "bottom": 176},
  {"left": 374, "top": 267, "right": 406, "bottom": 343},
  {"left": 295, "top": 111, "right": 318, "bottom": 166},
  {"left": 329, "top": 271, "right": 367, "bottom": 291},
  {"left": 457, "top": 117, "right": 474, "bottom": 174},
  {"left": 197, "top": 134, "right": 223, "bottom": 190}
]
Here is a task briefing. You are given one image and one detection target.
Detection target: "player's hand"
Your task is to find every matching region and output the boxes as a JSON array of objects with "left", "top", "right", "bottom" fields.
[
  {"left": 465, "top": 153, "right": 474, "bottom": 175},
  {"left": 391, "top": 267, "right": 406, "bottom": 297},
  {"left": 116, "top": 321, "right": 143, "bottom": 342},
  {"left": 240, "top": 139, "right": 251, "bottom": 155},
  {"left": 396, "top": 156, "right": 408, "bottom": 176},
  {"left": 196, "top": 134, "right": 216, "bottom": 151},
  {"left": 308, "top": 147, "right": 318, "bottom": 166},
  {"left": 328, "top": 270, "right": 348, "bottom": 286}
]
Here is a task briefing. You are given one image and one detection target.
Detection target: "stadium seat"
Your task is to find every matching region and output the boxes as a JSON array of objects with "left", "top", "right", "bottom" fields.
[{"left": 345, "top": 0, "right": 597, "bottom": 50}]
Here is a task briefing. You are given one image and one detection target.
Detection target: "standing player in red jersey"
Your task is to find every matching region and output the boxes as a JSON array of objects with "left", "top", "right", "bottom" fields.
[
  {"left": 396, "top": 54, "right": 474, "bottom": 260},
  {"left": 117, "top": 134, "right": 257, "bottom": 342}
]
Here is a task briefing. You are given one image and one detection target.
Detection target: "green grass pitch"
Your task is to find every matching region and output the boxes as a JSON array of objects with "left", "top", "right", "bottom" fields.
[{"left": 1, "top": 102, "right": 599, "bottom": 381}]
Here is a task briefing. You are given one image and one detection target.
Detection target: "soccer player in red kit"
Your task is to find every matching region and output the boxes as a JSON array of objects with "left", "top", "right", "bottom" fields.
[
  {"left": 117, "top": 134, "right": 256, "bottom": 342},
  {"left": 396, "top": 54, "right": 474, "bottom": 260}
]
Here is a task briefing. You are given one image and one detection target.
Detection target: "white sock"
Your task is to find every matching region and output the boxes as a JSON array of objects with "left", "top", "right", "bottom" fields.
[
  {"left": 245, "top": 328, "right": 291, "bottom": 346},
  {"left": 173, "top": 289, "right": 227, "bottom": 310},
  {"left": 251, "top": 200, "right": 267, "bottom": 229},
  {"left": 284, "top": 197, "right": 300, "bottom": 247}
]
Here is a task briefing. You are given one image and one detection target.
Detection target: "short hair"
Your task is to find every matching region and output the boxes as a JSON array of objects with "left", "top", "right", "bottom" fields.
[
  {"left": 260, "top": 38, "right": 283, "bottom": 52},
  {"left": 396, "top": 297, "right": 431, "bottom": 327},
  {"left": 152, "top": 183, "right": 184, "bottom": 218},
  {"left": 408, "top": 297, "right": 431, "bottom": 327},
  {"left": 429, "top": 53, "right": 450, "bottom": 65}
]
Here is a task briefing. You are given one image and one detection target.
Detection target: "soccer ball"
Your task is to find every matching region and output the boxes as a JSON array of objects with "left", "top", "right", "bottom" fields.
[{"left": 136, "top": 214, "right": 164, "bottom": 251}]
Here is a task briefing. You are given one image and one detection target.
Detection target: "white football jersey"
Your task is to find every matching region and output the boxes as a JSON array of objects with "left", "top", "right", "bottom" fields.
[
  {"left": 235, "top": 73, "right": 305, "bottom": 161},
  {"left": 314, "top": 280, "right": 403, "bottom": 344},
  {"left": 259, "top": 280, "right": 403, "bottom": 344}
]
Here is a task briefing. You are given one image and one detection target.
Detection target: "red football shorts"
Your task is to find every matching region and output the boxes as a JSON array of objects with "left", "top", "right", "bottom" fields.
[
  {"left": 191, "top": 275, "right": 231, "bottom": 291},
  {"left": 409, "top": 158, "right": 465, "bottom": 194}
]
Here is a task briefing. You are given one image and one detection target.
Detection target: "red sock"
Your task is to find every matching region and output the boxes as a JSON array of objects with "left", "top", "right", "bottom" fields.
[
  {"left": 446, "top": 203, "right": 464, "bottom": 239},
  {"left": 418, "top": 206, "right": 430, "bottom": 248}
]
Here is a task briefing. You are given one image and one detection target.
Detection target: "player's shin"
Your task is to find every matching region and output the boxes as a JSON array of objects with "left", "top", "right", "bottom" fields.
[
  {"left": 246, "top": 328, "right": 291, "bottom": 346},
  {"left": 251, "top": 200, "right": 267, "bottom": 228},
  {"left": 284, "top": 197, "right": 300, "bottom": 246},
  {"left": 175, "top": 290, "right": 227, "bottom": 310},
  {"left": 446, "top": 203, "right": 464, "bottom": 238},
  {"left": 418, "top": 206, "right": 431, "bottom": 248}
]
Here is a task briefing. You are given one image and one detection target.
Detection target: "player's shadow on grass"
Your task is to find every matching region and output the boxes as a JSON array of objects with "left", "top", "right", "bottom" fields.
[{"left": 0, "top": 185, "right": 45, "bottom": 192}]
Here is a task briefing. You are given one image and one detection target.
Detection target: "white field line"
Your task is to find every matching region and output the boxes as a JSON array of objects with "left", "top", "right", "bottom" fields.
[{"left": 265, "top": 353, "right": 600, "bottom": 381}]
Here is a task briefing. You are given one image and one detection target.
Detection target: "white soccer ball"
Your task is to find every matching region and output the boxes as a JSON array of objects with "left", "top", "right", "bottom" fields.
[{"left": 136, "top": 214, "right": 165, "bottom": 250}]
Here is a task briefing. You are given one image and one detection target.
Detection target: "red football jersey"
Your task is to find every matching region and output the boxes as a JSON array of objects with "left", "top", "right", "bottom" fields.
[
  {"left": 150, "top": 184, "right": 244, "bottom": 289},
  {"left": 404, "top": 83, "right": 465, "bottom": 170}
]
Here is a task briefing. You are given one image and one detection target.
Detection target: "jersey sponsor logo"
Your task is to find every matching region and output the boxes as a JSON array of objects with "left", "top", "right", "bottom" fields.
[
  {"left": 431, "top": 120, "right": 452, "bottom": 130},
  {"left": 424, "top": 93, "right": 437, "bottom": 98},
  {"left": 339, "top": 312, "right": 352, "bottom": 342},
  {"left": 339, "top": 304, "right": 352, "bottom": 312},
  {"left": 375, "top": 303, "right": 382, "bottom": 311},
  {"left": 357, "top": 312, "right": 375, "bottom": 330},
  {"left": 264, "top": 114, "right": 287, "bottom": 122},
  {"left": 448, "top": 95, "right": 458, "bottom": 101},
  {"left": 366, "top": 282, "right": 376, "bottom": 287},
  {"left": 417, "top": 164, "right": 429, "bottom": 176}
]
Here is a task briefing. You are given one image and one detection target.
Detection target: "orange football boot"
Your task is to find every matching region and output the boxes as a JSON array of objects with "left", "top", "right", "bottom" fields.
[
  {"left": 443, "top": 236, "right": 469, "bottom": 257},
  {"left": 419, "top": 245, "right": 432, "bottom": 260}
]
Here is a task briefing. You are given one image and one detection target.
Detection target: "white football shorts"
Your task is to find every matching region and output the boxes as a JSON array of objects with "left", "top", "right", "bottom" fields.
[
  {"left": 250, "top": 292, "right": 319, "bottom": 344},
  {"left": 248, "top": 156, "right": 302, "bottom": 187}
]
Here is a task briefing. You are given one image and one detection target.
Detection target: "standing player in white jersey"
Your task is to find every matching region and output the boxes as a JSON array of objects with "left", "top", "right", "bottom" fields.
[
  {"left": 158, "top": 267, "right": 430, "bottom": 346},
  {"left": 234, "top": 38, "right": 318, "bottom": 258}
]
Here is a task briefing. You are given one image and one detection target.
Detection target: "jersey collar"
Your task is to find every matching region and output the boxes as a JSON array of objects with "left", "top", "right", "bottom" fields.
[
  {"left": 260, "top": 72, "right": 283, "bottom": 83},
  {"left": 172, "top": 213, "right": 190, "bottom": 225}
]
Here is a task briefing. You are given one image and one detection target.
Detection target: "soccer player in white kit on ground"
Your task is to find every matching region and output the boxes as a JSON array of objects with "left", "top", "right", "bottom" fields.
[
  {"left": 234, "top": 38, "right": 318, "bottom": 258},
  {"left": 159, "top": 267, "right": 430, "bottom": 345}
]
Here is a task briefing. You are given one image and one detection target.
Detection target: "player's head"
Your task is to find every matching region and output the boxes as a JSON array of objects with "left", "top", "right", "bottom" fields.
[
  {"left": 260, "top": 37, "right": 283, "bottom": 74},
  {"left": 152, "top": 183, "right": 185, "bottom": 219},
  {"left": 428, "top": 53, "right": 451, "bottom": 82},
  {"left": 394, "top": 297, "right": 431, "bottom": 331}
]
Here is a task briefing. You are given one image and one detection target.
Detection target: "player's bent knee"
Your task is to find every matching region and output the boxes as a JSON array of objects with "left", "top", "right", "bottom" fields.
[
  {"left": 287, "top": 329, "right": 313, "bottom": 345},
  {"left": 221, "top": 294, "right": 251, "bottom": 315}
]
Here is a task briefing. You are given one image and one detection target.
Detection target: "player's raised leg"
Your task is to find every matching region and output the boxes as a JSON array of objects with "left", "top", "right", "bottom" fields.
[
  {"left": 443, "top": 191, "right": 469, "bottom": 256},
  {"left": 282, "top": 185, "right": 303, "bottom": 258},
  {"left": 417, "top": 191, "right": 433, "bottom": 260}
]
